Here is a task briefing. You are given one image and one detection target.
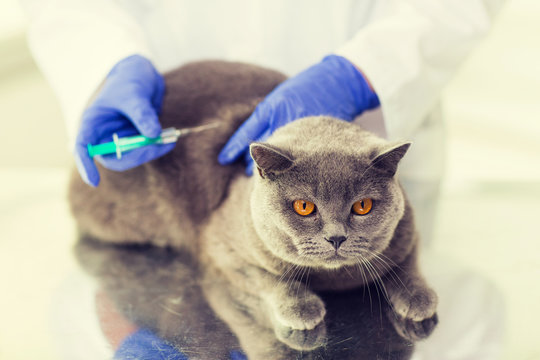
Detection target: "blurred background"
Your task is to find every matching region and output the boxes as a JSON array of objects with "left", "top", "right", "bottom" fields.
[{"left": 0, "top": 0, "right": 538, "bottom": 359}]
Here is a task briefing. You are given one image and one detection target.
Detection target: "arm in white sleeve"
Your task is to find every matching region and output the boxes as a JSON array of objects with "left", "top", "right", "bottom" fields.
[
  {"left": 20, "top": 0, "right": 153, "bottom": 148},
  {"left": 336, "top": 0, "right": 507, "bottom": 140}
]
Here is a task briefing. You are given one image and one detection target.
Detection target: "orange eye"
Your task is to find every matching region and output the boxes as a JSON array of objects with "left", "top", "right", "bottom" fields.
[
  {"left": 352, "top": 198, "right": 373, "bottom": 215},
  {"left": 293, "top": 200, "right": 316, "bottom": 216}
]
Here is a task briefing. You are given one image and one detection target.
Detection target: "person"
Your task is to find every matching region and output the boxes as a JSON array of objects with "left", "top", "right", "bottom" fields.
[{"left": 21, "top": 1, "right": 507, "bottom": 359}]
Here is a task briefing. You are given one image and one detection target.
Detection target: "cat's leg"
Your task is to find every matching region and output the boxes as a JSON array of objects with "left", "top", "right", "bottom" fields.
[
  {"left": 379, "top": 247, "right": 438, "bottom": 341},
  {"left": 240, "top": 265, "right": 327, "bottom": 350},
  {"left": 264, "top": 282, "right": 327, "bottom": 351}
]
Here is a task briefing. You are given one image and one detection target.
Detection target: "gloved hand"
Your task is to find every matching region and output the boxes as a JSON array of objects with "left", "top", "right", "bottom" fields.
[
  {"left": 74, "top": 54, "right": 175, "bottom": 187},
  {"left": 218, "top": 55, "right": 380, "bottom": 174}
]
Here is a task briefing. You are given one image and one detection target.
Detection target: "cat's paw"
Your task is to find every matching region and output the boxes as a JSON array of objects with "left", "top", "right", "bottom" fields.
[
  {"left": 388, "top": 286, "right": 438, "bottom": 341},
  {"left": 274, "top": 321, "right": 327, "bottom": 351},
  {"left": 272, "top": 291, "right": 326, "bottom": 330},
  {"left": 390, "top": 312, "right": 438, "bottom": 341},
  {"left": 392, "top": 286, "right": 437, "bottom": 322}
]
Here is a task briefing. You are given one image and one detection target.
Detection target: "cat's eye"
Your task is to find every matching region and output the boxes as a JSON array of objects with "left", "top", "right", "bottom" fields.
[
  {"left": 293, "top": 200, "right": 316, "bottom": 216},
  {"left": 352, "top": 198, "right": 373, "bottom": 215}
]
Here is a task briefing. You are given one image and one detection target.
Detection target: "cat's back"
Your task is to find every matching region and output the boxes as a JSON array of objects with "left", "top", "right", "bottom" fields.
[{"left": 69, "top": 61, "right": 286, "bottom": 248}]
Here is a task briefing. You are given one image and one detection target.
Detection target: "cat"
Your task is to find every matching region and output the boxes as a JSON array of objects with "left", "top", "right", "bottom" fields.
[{"left": 70, "top": 60, "right": 438, "bottom": 359}]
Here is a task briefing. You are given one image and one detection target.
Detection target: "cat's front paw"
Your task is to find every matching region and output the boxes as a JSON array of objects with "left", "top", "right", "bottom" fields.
[
  {"left": 390, "top": 312, "right": 438, "bottom": 341},
  {"left": 392, "top": 286, "right": 437, "bottom": 321},
  {"left": 272, "top": 291, "right": 326, "bottom": 330},
  {"left": 389, "top": 286, "right": 438, "bottom": 341},
  {"left": 268, "top": 286, "right": 327, "bottom": 349}
]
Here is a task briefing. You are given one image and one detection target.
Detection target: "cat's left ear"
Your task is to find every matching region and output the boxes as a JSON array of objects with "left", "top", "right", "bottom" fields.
[
  {"left": 250, "top": 143, "right": 295, "bottom": 179},
  {"left": 370, "top": 142, "right": 411, "bottom": 177}
]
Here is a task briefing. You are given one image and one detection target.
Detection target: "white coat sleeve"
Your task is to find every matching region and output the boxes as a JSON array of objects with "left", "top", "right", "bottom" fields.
[
  {"left": 336, "top": 0, "right": 506, "bottom": 140},
  {"left": 20, "top": 0, "right": 153, "bottom": 148}
]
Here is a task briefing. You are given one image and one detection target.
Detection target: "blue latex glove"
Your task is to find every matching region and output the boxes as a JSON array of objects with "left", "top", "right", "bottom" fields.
[
  {"left": 114, "top": 328, "right": 247, "bottom": 360},
  {"left": 74, "top": 55, "right": 175, "bottom": 187},
  {"left": 218, "top": 55, "right": 380, "bottom": 174}
]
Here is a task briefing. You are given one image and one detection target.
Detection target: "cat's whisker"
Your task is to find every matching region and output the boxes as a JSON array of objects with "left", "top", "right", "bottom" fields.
[
  {"left": 343, "top": 265, "right": 355, "bottom": 280},
  {"left": 291, "top": 264, "right": 303, "bottom": 297},
  {"left": 370, "top": 252, "right": 410, "bottom": 295},
  {"left": 284, "top": 264, "right": 301, "bottom": 294},
  {"left": 364, "top": 259, "right": 391, "bottom": 305},
  {"left": 279, "top": 253, "right": 310, "bottom": 285},
  {"left": 275, "top": 264, "right": 294, "bottom": 286},
  {"left": 275, "top": 263, "right": 301, "bottom": 293},
  {"left": 360, "top": 257, "right": 387, "bottom": 324},
  {"left": 354, "top": 255, "right": 373, "bottom": 313},
  {"left": 375, "top": 252, "right": 407, "bottom": 273},
  {"left": 365, "top": 257, "right": 405, "bottom": 323},
  {"left": 295, "top": 265, "right": 309, "bottom": 300},
  {"left": 305, "top": 267, "right": 312, "bottom": 300},
  {"left": 286, "top": 261, "right": 308, "bottom": 295},
  {"left": 369, "top": 255, "right": 403, "bottom": 293},
  {"left": 279, "top": 263, "right": 298, "bottom": 282}
]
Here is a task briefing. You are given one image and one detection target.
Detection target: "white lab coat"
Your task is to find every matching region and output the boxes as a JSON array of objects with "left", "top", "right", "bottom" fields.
[{"left": 21, "top": 1, "right": 507, "bottom": 358}]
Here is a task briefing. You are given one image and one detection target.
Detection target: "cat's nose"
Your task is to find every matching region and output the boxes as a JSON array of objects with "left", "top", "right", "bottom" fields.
[{"left": 326, "top": 236, "right": 347, "bottom": 250}]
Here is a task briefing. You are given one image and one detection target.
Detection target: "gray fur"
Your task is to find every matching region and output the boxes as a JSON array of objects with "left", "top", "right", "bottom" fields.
[{"left": 71, "top": 60, "right": 437, "bottom": 359}]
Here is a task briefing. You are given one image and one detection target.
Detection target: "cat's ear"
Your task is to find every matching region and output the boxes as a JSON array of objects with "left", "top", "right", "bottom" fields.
[
  {"left": 370, "top": 142, "right": 411, "bottom": 177},
  {"left": 250, "top": 143, "right": 294, "bottom": 179}
]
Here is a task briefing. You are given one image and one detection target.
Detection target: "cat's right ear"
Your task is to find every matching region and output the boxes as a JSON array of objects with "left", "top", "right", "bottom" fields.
[
  {"left": 370, "top": 142, "right": 411, "bottom": 177},
  {"left": 249, "top": 143, "right": 294, "bottom": 179}
]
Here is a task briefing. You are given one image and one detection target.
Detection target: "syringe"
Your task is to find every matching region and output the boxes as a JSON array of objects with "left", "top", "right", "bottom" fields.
[{"left": 87, "top": 123, "right": 219, "bottom": 159}]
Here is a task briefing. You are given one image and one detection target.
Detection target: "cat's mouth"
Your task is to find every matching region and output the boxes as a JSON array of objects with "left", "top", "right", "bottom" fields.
[
  {"left": 326, "top": 252, "right": 346, "bottom": 260},
  {"left": 324, "top": 252, "right": 350, "bottom": 264},
  {"left": 317, "top": 252, "right": 357, "bottom": 269},
  {"left": 300, "top": 248, "right": 358, "bottom": 267}
]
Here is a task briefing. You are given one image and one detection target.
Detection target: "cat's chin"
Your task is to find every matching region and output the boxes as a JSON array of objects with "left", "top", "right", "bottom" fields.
[{"left": 317, "top": 253, "right": 356, "bottom": 269}]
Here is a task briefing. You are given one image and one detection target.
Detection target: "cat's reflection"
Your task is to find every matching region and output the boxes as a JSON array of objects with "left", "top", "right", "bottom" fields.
[{"left": 76, "top": 236, "right": 413, "bottom": 360}]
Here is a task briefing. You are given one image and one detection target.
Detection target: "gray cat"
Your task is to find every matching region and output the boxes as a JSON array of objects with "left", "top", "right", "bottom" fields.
[{"left": 70, "top": 60, "right": 438, "bottom": 359}]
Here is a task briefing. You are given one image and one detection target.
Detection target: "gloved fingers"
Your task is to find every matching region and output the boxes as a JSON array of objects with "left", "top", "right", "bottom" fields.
[
  {"left": 116, "top": 96, "right": 162, "bottom": 139},
  {"left": 81, "top": 107, "right": 132, "bottom": 141},
  {"left": 253, "top": 127, "right": 273, "bottom": 144},
  {"left": 218, "top": 106, "right": 269, "bottom": 165},
  {"left": 74, "top": 143, "right": 100, "bottom": 187},
  {"left": 96, "top": 142, "right": 175, "bottom": 171}
]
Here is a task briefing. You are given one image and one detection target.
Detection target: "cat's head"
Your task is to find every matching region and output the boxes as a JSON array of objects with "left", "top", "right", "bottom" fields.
[{"left": 249, "top": 116, "right": 411, "bottom": 269}]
